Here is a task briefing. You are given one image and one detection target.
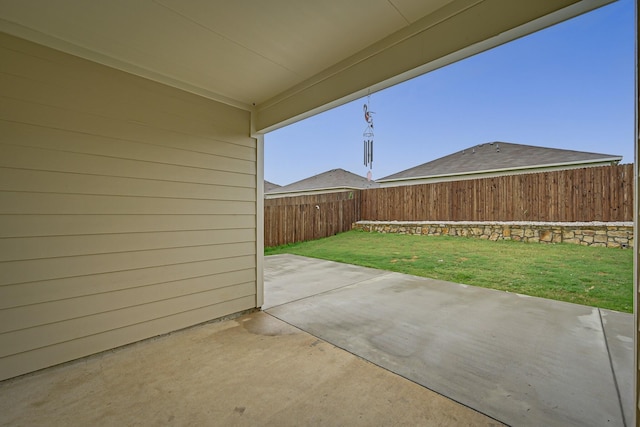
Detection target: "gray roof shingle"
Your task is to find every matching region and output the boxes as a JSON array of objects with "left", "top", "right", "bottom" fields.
[
  {"left": 264, "top": 180, "right": 280, "bottom": 192},
  {"left": 267, "top": 168, "right": 379, "bottom": 194},
  {"left": 378, "top": 142, "right": 621, "bottom": 181}
]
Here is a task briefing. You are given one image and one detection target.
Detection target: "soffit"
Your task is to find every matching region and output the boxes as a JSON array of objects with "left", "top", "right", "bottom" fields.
[
  {"left": 0, "top": 0, "right": 613, "bottom": 130},
  {"left": 0, "top": 0, "right": 452, "bottom": 107}
]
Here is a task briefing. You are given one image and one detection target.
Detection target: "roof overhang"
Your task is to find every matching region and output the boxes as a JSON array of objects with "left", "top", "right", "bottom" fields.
[
  {"left": 256, "top": 0, "right": 617, "bottom": 132},
  {"left": 0, "top": 0, "right": 616, "bottom": 132}
]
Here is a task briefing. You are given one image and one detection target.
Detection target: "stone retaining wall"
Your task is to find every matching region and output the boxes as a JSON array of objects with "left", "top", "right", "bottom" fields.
[{"left": 353, "top": 221, "right": 634, "bottom": 248}]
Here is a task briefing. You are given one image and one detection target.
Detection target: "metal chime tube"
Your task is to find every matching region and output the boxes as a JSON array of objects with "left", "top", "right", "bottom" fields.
[
  {"left": 362, "top": 97, "right": 375, "bottom": 170},
  {"left": 363, "top": 140, "right": 367, "bottom": 166}
]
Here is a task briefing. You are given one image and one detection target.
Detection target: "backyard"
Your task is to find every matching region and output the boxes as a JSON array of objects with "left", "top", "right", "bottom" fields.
[{"left": 265, "top": 230, "right": 634, "bottom": 313}]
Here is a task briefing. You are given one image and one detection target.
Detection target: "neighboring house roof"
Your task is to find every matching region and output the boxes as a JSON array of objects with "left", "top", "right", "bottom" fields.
[
  {"left": 377, "top": 142, "right": 622, "bottom": 185},
  {"left": 266, "top": 168, "right": 379, "bottom": 198},
  {"left": 264, "top": 180, "right": 281, "bottom": 193}
]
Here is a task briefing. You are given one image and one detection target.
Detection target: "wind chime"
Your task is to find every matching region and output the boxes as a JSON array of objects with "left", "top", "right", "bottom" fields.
[{"left": 363, "top": 95, "right": 374, "bottom": 181}]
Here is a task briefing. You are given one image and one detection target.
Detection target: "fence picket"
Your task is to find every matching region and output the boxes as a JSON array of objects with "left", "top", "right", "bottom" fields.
[{"left": 264, "top": 164, "right": 634, "bottom": 247}]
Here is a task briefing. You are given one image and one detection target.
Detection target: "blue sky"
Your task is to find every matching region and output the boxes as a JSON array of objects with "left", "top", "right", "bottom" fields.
[{"left": 264, "top": 0, "right": 635, "bottom": 186}]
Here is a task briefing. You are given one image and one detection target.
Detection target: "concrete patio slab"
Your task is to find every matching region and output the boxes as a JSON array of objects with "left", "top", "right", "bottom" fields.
[
  {"left": 263, "top": 254, "right": 390, "bottom": 309},
  {"left": 0, "top": 310, "right": 500, "bottom": 427},
  {"left": 265, "top": 254, "right": 632, "bottom": 427}
]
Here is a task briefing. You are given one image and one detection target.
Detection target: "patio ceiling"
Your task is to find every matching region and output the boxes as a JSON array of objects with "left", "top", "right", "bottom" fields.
[{"left": 0, "top": 0, "right": 614, "bottom": 131}]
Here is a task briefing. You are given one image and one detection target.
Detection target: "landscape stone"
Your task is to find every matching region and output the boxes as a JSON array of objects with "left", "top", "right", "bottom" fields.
[{"left": 353, "top": 221, "right": 633, "bottom": 249}]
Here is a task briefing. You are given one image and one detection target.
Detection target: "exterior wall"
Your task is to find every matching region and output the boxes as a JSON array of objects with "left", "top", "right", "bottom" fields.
[
  {"left": 0, "top": 33, "right": 257, "bottom": 380},
  {"left": 354, "top": 221, "right": 634, "bottom": 248}
]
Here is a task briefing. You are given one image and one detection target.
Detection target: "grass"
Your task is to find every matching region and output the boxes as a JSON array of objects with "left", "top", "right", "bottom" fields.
[{"left": 265, "top": 230, "right": 634, "bottom": 313}]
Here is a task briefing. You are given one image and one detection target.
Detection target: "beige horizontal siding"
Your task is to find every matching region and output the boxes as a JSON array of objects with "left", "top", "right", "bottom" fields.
[
  {"left": 0, "top": 168, "right": 256, "bottom": 201},
  {"left": 0, "top": 295, "right": 255, "bottom": 381},
  {"left": 0, "top": 109, "right": 256, "bottom": 174},
  {"left": 1, "top": 242, "right": 256, "bottom": 285},
  {"left": 0, "top": 270, "right": 256, "bottom": 334},
  {"left": 1, "top": 282, "right": 256, "bottom": 356},
  {"left": 0, "top": 193, "right": 256, "bottom": 214},
  {"left": 0, "top": 143, "right": 256, "bottom": 187},
  {"left": 0, "top": 32, "right": 258, "bottom": 380},
  {"left": 0, "top": 229, "right": 256, "bottom": 262},
  {"left": 0, "top": 42, "right": 254, "bottom": 147},
  {"left": 0, "top": 256, "right": 256, "bottom": 309},
  {"left": 1, "top": 112, "right": 257, "bottom": 162},
  {"left": 0, "top": 214, "right": 255, "bottom": 237}
]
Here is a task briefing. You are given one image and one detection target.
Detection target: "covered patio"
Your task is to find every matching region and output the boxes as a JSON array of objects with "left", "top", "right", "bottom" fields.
[
  {"left": 0, "top": 312, "right": 497, "bottom": 426},
  {"left": 0, "top": 0, "right": 636, "bottom": 425},
  {"left": 0, "top": 254, "right": 631, "bottom": 426}
]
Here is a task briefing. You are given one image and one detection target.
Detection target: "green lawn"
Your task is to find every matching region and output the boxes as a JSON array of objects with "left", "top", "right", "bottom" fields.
[{"left": 265, "top": 230, "right": 634, "bottom": 313}]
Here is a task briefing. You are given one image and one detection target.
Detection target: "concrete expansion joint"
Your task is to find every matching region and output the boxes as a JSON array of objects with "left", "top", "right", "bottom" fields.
[{"left": 264, "top": 269, "right": 394, "bottom": 311}]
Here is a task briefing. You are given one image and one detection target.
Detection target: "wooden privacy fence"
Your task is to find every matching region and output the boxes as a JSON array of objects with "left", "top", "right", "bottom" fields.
[
  {"left": 264, "top": 164, "right": 634, "bottom": 246},
  {"left": 361, "top": 164, "right": 634, "bottom": 222},
  {"left": 264, "top": 191, "right": 360, "bottom": 247}
]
